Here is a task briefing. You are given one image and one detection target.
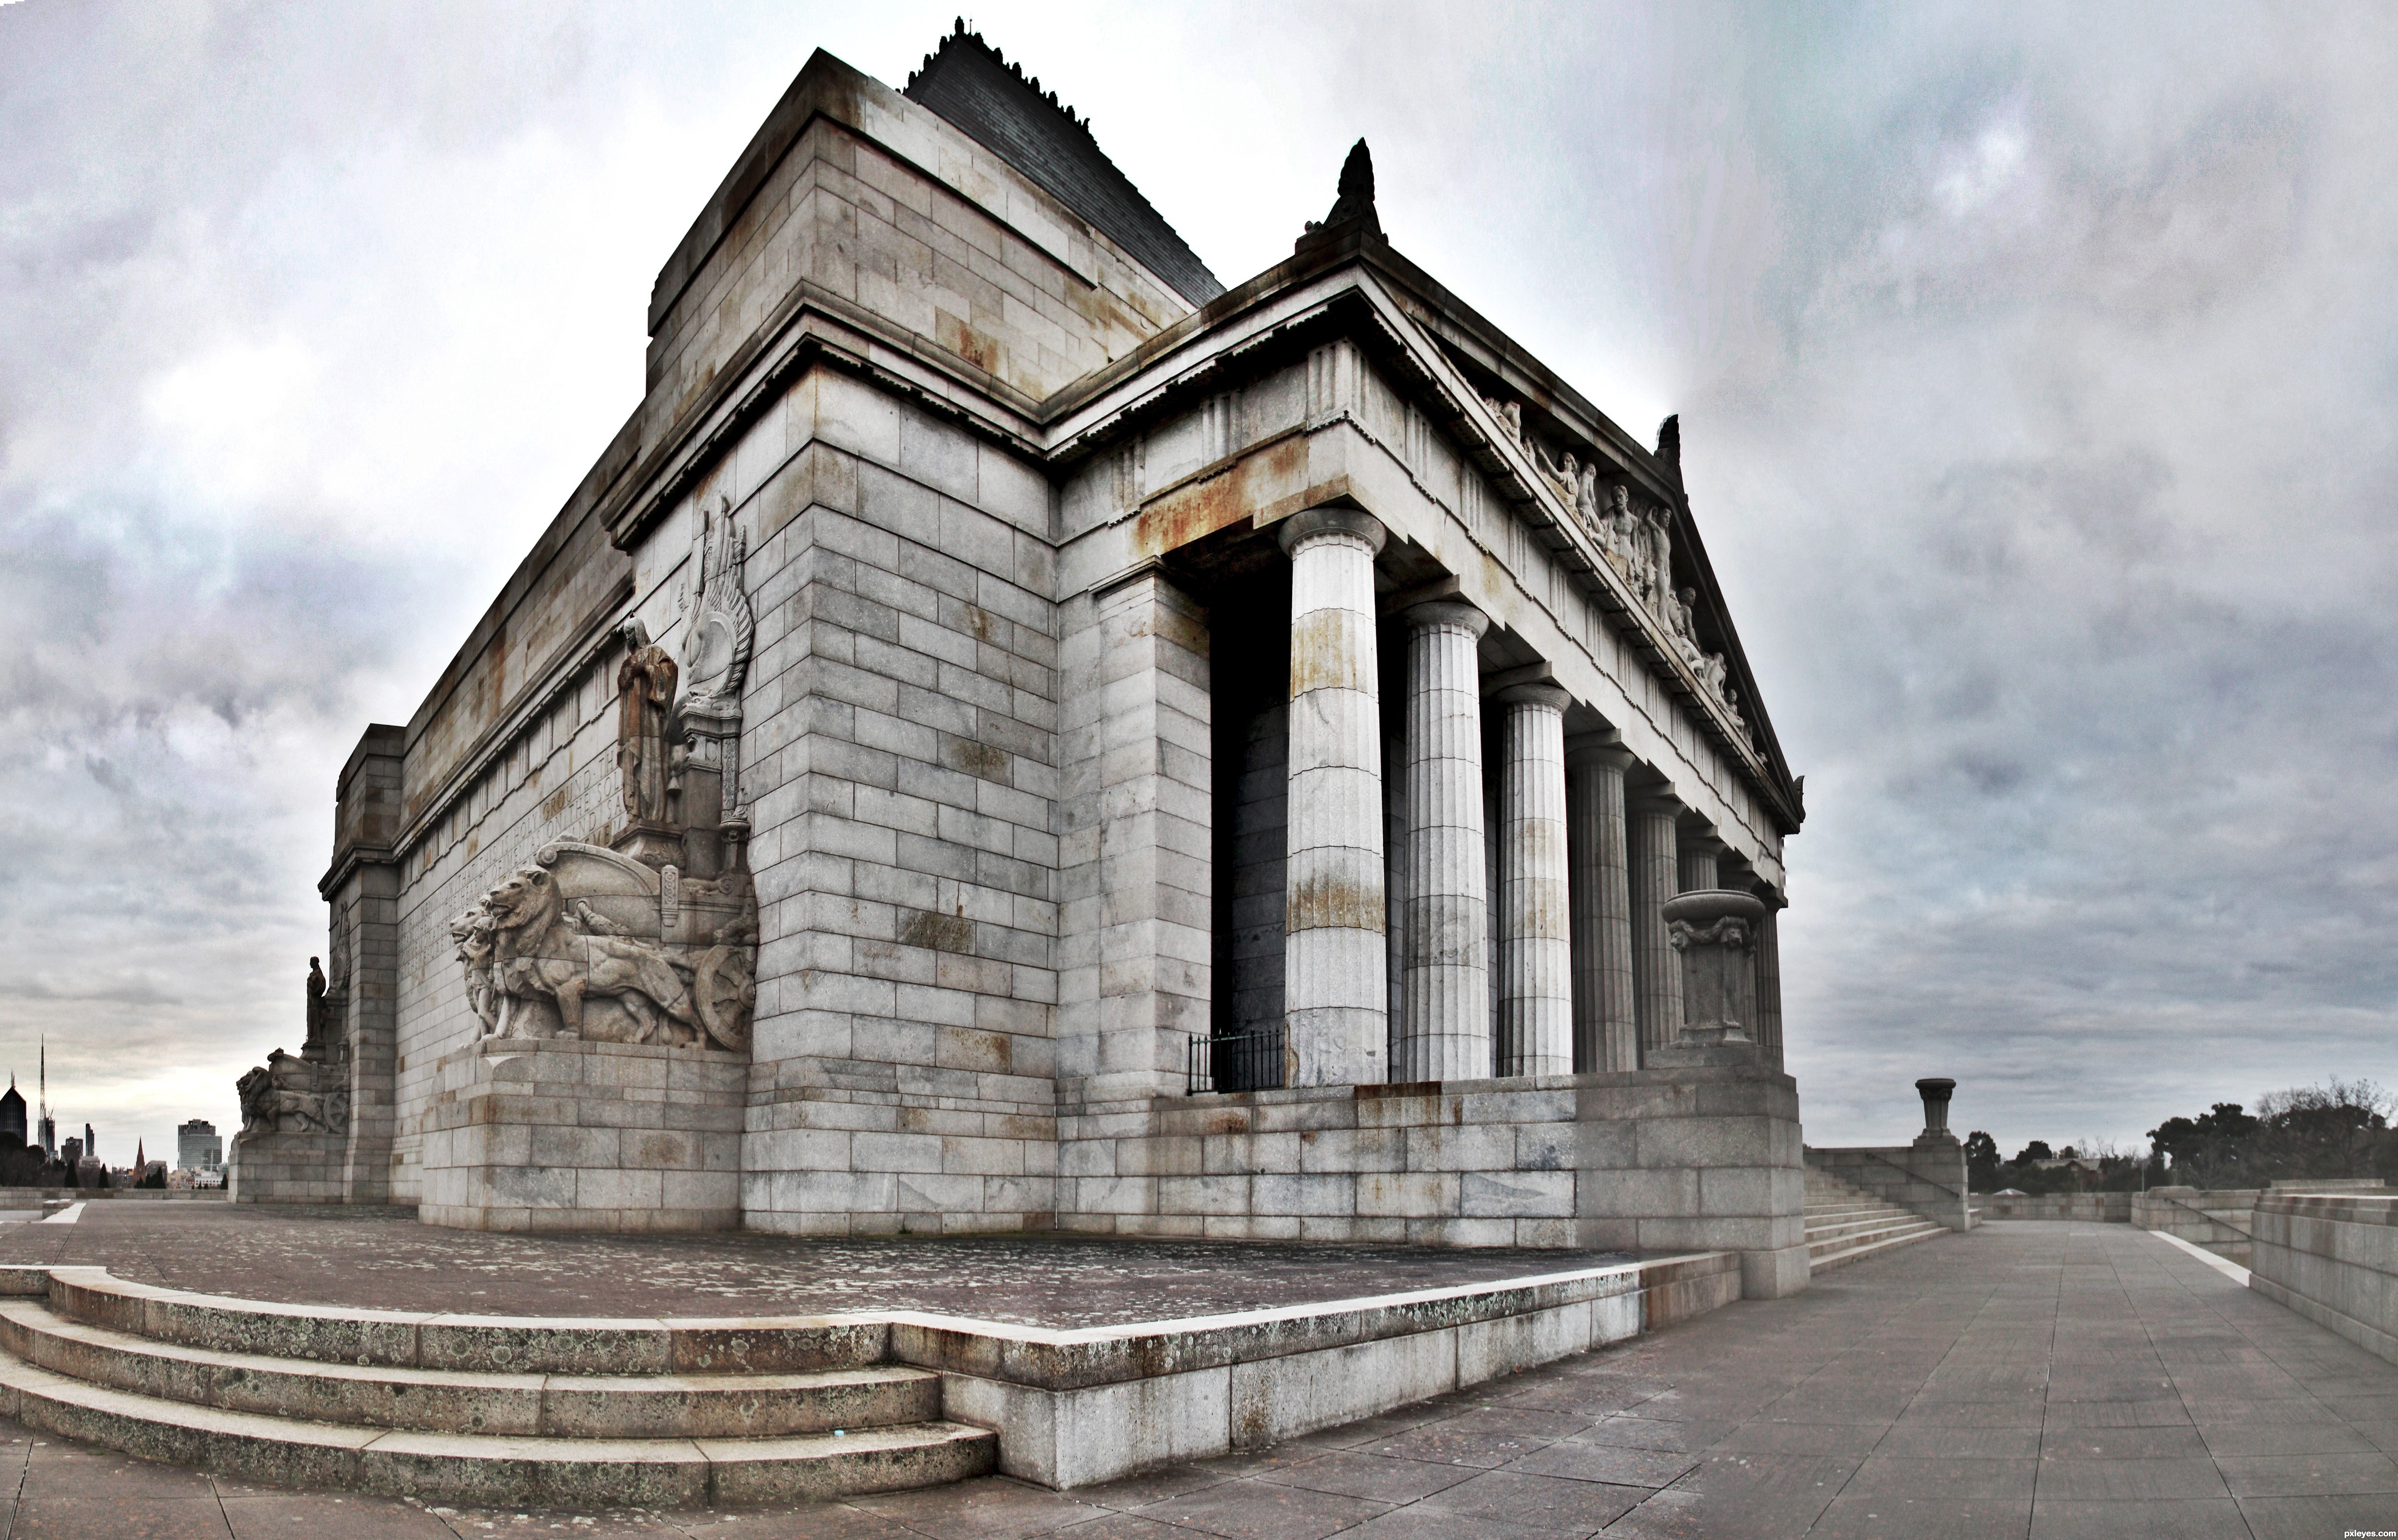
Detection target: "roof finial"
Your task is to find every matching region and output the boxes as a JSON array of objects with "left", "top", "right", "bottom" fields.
[
  {"left": 1655, "top": 414, "right": 1682, "bottom": 480},
  {"left": 1297, "top": 138, "right": 1383, "bottom": 253}
]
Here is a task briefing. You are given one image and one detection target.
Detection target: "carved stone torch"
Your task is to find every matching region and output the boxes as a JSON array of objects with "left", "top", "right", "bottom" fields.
[
  {"left": 1915, "top": 1077, "right": 1958, "bottom": 1148},
  {"left": 1651, "top": 887, "right": 1767, "bottom": 1066}
]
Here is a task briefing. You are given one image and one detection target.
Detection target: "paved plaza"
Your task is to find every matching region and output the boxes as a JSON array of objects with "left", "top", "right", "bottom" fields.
[
  {"left": 0, "top": 1220, "right": 2390, "bottom": 1535},
  {"left": 0, "top": 1203, "right": 1628, "bottom": 1326}
]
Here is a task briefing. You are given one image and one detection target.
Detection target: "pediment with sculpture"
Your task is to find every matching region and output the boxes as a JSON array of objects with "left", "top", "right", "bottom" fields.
[{"left": 1483, "top": 393, "right": 1753, "bottom": 744}]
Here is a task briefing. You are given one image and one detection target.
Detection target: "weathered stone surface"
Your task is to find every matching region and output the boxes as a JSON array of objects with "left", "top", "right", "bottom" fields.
[{"left": 275, "top": 24, "right": 1810, "bottom": 1270}]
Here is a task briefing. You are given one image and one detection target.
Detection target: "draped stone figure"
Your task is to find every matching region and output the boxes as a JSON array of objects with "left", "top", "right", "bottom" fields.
[
  {"left": 303, "top": 957, "right": 328, "bottom": 1056},
  {"left": 615, "top": 620, "right": 679, "bottom": 824}
]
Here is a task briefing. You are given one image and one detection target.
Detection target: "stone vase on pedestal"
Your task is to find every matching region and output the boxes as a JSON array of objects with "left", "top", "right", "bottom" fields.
[
  {"left": 1647, "top": 889, "right": 1767, "bottom": 1068},
  {"left": 1915, "top": 1077, "right": 1959, "bottom": 1149}
]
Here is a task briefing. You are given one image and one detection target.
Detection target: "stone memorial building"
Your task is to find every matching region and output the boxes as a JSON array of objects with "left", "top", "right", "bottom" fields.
[{"left": 235, "top": 25, "right": 1813, "bottom": 1297}]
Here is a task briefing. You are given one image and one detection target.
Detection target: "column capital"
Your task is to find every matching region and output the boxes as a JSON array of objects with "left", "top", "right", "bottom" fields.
[
  {"left": 1565, "top": 733, "right": 1636, "bottom": 772},
  {"left": 1277, "top": 505, "right": 1387, "bottom": 557},
  {"left": 1628, "top": 785, "right": 1685, "bottom": 818},
  {"left": 1495, "top": 681, "right": 1573, "bottom": 712},
  {"left": 1401, "top": 598, "right": 1488, "bottom": 639}
]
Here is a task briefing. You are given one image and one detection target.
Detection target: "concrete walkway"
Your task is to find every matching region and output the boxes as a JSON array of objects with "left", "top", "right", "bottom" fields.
[{"left": 1, "top": 1220, "right": 2396, "bottom": 1536}]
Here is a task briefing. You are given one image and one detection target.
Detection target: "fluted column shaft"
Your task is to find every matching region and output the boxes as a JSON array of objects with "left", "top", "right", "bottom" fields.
[
  {"left": 1397, "top": 601, "right": 1491, "bottom": 1082},
  {"left": 1279, "top": 508, "right": 1389, "bottom": 1087},
  {"left": 1628, "top": 790, "right": 1684, "bottom": 1057},
  {"left": 1680, "top": 832, "right": 1722, "bottom": 896},
  {"left": 1497, "top": 684, "right": 1573, "bottom": 1076},
  {"left": 1755, "top": 892, "right": 1786, "bottom": 1064},
  {"left": 1566, "top": 739, "right": 1637, "bottom": 1073}
]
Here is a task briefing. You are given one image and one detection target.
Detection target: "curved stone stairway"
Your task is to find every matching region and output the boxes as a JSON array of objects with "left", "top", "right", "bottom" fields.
[
  {"left": 1806, "top": 1166, "right": 1950, "bottom": 1273},
  {"left": 0, "top": 1267, "right": 993, "bottom": 1506}
]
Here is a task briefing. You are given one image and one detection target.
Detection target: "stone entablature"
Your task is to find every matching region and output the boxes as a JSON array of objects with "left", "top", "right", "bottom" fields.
[{"left": 269, "top": 33, "right": 1811, "bottom": 1296}]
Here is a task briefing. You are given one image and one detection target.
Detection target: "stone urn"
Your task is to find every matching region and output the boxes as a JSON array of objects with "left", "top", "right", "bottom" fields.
[
  {"left": 1651, "top": 888, "right": 1766, "bottom": 1066},
  {"left": 1915, "top": 1077, "right": 1958, "bottom": 1148}
]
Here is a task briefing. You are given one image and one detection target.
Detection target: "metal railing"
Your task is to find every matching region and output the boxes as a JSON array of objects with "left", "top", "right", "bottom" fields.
[{"left": 1187, "top": 1030, "right": 1285, "bottom": 1095}]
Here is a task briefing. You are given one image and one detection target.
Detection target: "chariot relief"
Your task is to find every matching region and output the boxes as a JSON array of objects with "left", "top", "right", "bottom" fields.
[
  {"left": 236, "top": 1047, "right": 347, "bottom": 1136},
  {"left": 450, "top": 493, "right": 761, "bottom": 1056}
]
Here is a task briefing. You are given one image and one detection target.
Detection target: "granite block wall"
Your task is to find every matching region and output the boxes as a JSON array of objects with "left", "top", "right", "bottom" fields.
[
  {"left": 1052, "top": 1066, "right": 1809, "bottom": 1295},
  {"left": 735, "top": 373, "right": 1062, "bottom": 1235},
  {"left": 418, "top": 1038, "right": 744, "bottom": 1233},
  {"left": 2253, "top": 1193, "right": 2398, "bottom": 1366}
]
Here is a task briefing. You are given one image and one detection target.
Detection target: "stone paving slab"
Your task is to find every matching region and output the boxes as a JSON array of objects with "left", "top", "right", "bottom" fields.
[
  {"left": 0, "top": 1203, "right": 1630, "bottom": 1328},
  {"left": 6, "top": 1222, "right": 2398, "bottom": 1533}
]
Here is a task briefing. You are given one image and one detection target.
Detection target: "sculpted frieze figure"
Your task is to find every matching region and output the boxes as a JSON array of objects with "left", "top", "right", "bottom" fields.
[
  {"left": 615, "top": 620, "right": 679, "bottom": 825},
  {"left": 450, "top": 902, "right": 499, "bottom": 1031},
  {"left": 236, "top": 1048, "right": 348, "bottom": 1136},
  {"left": 304, "top": 956, "right": 328, "bottom": 1054},
  {"left": 462, "top": 841, "right": 757, "bottom": 1054},
  {"left": 678, "top": 496, "right": 754, "bottom": 722}
]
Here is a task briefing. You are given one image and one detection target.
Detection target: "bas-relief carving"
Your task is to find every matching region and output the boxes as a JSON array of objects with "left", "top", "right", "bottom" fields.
[
  {"left": 458, "top": 842, "right": 757, "bottom": 1051},
  {"left": 234, "top": 958, "right": 352, "bottom": 1136},
  {"left": 447, "top": 494, "right": 761, "bottom": 1058},
  {"left": 236, "top": 1047, "right": 348, "bottom": 1136},
  {"left": 1482, "top": 391, "right": 1754, "bottom": 745}
]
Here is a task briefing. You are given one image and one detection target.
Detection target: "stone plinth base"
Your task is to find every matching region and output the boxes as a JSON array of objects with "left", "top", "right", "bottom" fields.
[
  {"left": 229, "top": 1129, "right": 347, "bottom": 1203},
  {"left": 419, "top": 1036, "right": 743, "bottom": 1233},
  {"left": 1056, "top": 1063, "right": 1811, "bottom": 1300}
]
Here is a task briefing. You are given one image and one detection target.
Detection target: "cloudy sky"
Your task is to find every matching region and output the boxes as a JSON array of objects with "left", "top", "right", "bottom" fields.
[{"left": 2, "top": 0, "right": 2393, "bottom": 1163}]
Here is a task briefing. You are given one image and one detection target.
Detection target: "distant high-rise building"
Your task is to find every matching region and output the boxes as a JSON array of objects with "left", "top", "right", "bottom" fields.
[
  {"left": 177, "top": 1119, "right": 221, "bottom": 1172},
  {"left": 82, "top": 1123, "right": 93, "bottom": 1162},
  {"left": 59, "top": 1136, "right": 81, "bottom": 1167},
  {"left": 36, "top": 1039, "right": 50, "bottom": 1158},
  {"left": 0, "top": 1077, "right": 23, "bottom": 1149}
]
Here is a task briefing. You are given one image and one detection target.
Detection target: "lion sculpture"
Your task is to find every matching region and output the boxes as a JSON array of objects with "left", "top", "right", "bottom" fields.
[{"left": 483, "top": 864, "right": 707, "bottom": 1046}]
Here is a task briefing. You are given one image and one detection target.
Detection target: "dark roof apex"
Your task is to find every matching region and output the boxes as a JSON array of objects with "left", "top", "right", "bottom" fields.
[
  {"left": 1296, "top": 138, "right": 1383, "bottom": 255},
  {"left": 905, "top": 20, "right": 1223, "bottom": 306}
]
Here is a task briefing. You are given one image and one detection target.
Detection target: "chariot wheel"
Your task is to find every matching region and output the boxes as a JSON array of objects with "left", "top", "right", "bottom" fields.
[{"left": 692, "top": 943, "right": 756, "bottom": 1052}]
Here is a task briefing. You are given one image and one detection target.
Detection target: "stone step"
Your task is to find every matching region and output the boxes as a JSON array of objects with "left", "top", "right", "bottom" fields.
[
  {"left": 1803, "top": 1199, "right": 1909, "bottom": 1223},
  {"left": 0, "top": 1352, "right": 994, "bottom": 1508},
  {"left": 1806, "top": 1211, "right": 1936, "bottom": 1244},
  {"left": 1803, "top": 1201, "right": 1907, "bottom": 1221},
  {"left": 1808, "top": 1221, "right": 1949, "bottom": 1274},
  {"left": 38, "top": 1268, "right": 885, "bottom": 1375},
  {"left": 1805, "top": 1213, "right": 1930, "bottom": 1247},
  {"left": 0, "top": 1302, "right": 939, "bottom": 1439}
]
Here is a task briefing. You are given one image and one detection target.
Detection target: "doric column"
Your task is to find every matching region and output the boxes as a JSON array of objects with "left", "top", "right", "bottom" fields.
[
  {"left": 1496, "top": 684, "right": 1573, "bottom": 1077},
  {"left": 1679, "top": 826, "right": 1723, "bottom": 895},
  {"left": 1566, "top": 737, "right": 1637, "bottom": 1073},
  {"left": 1628, "top": 788, "right": 1684, "bottom": 1058},
  {"left": 1755, "top": 885, "right": 1786, "bottom": 1065},
  {"left": 1279, "top": 507, "right": 1389, "bottom": 1087},
  {"left": 1397, "top": 601, "right": 1491, "bottom": 1082}
]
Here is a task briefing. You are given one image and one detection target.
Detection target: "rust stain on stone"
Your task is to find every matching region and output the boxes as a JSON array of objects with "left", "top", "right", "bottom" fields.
[
  {"left": 900, "top": 909, "right": 975, "bottom": 955},
  {"left": 936, "top": 311, "right": 999, "bottom": 375},
  {"left": 1287, "top": 872, "right": 1387, "bottom": 934},
  {"left": 1204, "top": 1111, "right": 1251, "bottom": 1136},
  {"left": 1287, "top": 611, "right": 1371, "bottom": 695},
  {"left": 944, "top": 736, "right": 1010, "bottom": 783},
  {"left": 1133, "top": 438, "right": 1306, "bottom": 560}
]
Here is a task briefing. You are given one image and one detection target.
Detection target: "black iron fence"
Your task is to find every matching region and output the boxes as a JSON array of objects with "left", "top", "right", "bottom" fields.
[{"left": 1187, "top": 1029, "right": 1286, "bottom": 1095}]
